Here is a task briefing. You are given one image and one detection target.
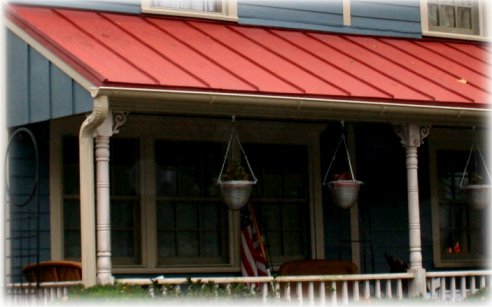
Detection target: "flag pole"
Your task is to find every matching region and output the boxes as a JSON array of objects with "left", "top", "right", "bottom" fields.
[{"left": 247, "top": 202, "right": 270, "bottom": 274}]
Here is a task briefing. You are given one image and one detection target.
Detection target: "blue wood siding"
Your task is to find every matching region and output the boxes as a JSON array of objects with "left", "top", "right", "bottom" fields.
[
  {"left": 239, "top": 0, "right": 421, "bottom": 38},
  {"left": 9, "top": 0, "right": 141, "bottom": 14},
  {"left": 239, "top": 0, "right": 345, "bottom": 33},
  {"left": 9, "top": 0, "right": 422, "bottom": 38},
  {"left": 6, "top": 30, "right": 93, "bottom": 128},
  {"left": 350, "top": 0, "right": 421, "bottom": 37},
  {"left": 6, "top": 30, "right": 29, "bottom": 127},
  {"left": 6, "top": 123, "right": 51, "bottom": 282}
]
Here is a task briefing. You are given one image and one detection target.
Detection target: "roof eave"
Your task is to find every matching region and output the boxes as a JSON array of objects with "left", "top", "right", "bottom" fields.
[{"left": 93, "top": 86, "right": 490, "bottom": 127}]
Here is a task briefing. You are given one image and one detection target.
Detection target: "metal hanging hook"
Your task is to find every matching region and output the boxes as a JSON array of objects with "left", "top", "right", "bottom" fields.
[
  {"left": 217, "top": 117, "right": 257, "bottom": 184},
  {"left": 322, "top": 121, "right": 357, "bottom": 185}
]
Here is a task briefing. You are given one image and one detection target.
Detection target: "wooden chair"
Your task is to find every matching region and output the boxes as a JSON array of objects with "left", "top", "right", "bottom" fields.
[
  {"left": 22, "top": 260, "right": 82, "bottom": 282},
  {"left": 278, "top": 259, "right": 358, "bottom": 299},
  {"left": 279, "top": 259, "right": 358, "bottom": 276}
]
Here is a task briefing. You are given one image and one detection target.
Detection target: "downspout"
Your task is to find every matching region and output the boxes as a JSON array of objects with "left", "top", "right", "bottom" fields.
[{"left": 79, "top": 95, "right": 109, "bottom": 287}]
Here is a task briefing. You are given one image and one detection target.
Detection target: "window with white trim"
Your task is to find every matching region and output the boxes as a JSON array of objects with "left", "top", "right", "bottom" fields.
[
  {"left": 141, "top": 0, "right": 238, "bottom": 21},
  {"left": 429, "top": 128, "right": 490, "bottom": 268},
  {"left": 53, "top": 116, "right": 324, "bottom": 273},
  {"left": 422, "top": 0, "right": 488, "bottom": 40}
]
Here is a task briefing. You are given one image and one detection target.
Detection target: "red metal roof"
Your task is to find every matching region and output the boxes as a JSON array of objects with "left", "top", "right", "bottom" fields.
[{"left": 6, "top": 4, "right": 491, "bottom": 108}]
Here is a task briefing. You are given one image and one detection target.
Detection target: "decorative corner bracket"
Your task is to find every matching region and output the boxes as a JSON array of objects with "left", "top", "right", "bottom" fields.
[
  {"left": 394, "top": 124, "right": 431, "bottom": 148},
  {"left": 113, "top": 111, "right": 129, "bottom": 135}
]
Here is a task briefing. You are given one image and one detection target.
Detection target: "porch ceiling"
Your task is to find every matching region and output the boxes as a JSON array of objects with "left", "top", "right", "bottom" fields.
[{"left": 5, "top": 4, "right": 491, "bottom": 118}]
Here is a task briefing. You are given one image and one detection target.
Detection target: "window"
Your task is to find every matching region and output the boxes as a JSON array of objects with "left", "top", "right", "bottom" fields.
[
  {"left": 422, "top": 0, "right": 488, "bottom": 40},
  {"left": 63, "top": 137, "right": 142, "bottom": 265},
  {"left": 155, "top": 141, "right": 229, "bottom": 265},
  {"left": 52, "top": 116, "right": 325, "bottom": 273},
  {"left": 248, "top": 144, "right": 310, "bottom": 265},
  {"left": 141, "top": 0, "right": 238, "bottom": 21},
  {"left": 429, "top": 128, "right": 490, "bottom": 268}
]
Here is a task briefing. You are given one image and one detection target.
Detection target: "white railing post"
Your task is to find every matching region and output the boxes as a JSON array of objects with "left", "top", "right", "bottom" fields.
[
  {"left": 320, "top": 281, "right": 326, "bottom": 305},
  {"left": 353, "top": 281, "right": 359, "bottom": 302},
  {"left": 364, "top": 280, "right": 370, "bottom": 300},
  {"left": 296, "top": 282, "right": 303, "bottom": 305},
  {"left": 308, "top": 282, "right": 314, "bottom": 305},
  {"left": 440, "top": 277, "right": 446, "bottom": 301},
  {"left": 331, "top": 281, "right": 337, "bottom": 305},
  {"left": 385, "top": 279, "right": 392, "bottom": 298},
  {"left": 342, "top": 281, "right": 349, "bottom": 304},
  {"left": 471, "top": 276, "right": 476, "bottom": 294},
  {"left": 460, "top": 276, "right": 466, "bottom": 299},
  {"left": 450, "top": 277, "right": 456, "bottom": 302}
]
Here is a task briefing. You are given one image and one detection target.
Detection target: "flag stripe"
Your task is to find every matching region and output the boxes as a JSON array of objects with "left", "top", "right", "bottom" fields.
[{"left": 240, "top": 204, "right": 269, "bottom": 277}]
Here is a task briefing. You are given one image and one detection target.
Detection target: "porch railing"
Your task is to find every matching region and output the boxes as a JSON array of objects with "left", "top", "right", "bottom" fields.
[
  {"left": 425, "top": 270, "right": 491, "bottom": 302},
  {"left": 5, "top": 271, "right": 490, "bottom": 304},
  {"left": 5, "top": 281, "right": 82, "bottom": 305},
  {"left": 119, "top": 272, "right": 416, "bottom": 304}
]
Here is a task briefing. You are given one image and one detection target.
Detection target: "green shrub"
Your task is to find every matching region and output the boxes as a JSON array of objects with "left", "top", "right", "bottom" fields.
[{"left": 66, "top": 283, "right": 150, "bottom": 302}]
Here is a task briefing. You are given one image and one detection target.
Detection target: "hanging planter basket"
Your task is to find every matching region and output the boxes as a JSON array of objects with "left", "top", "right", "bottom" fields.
[
  {"left": 219, "top": 180, "right": 254, "bottom": 210},
  {"left": 462, "top": 184, "right": 491, "bottom": 210},
  {"left": 217, "top": 117, "right": 257, "bottom": 210},
  {"left": 323, "top": 122, "right": 363, "bottom": 209},
  {"left": 328, "top": 179, "right": 363, "bottom": 209},
  {"left": 459, "top": 138, "right": 491, "bottom": 210}
]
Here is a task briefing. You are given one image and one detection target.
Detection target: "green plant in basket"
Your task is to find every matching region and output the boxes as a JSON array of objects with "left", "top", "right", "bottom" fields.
[{"left": 221, "top": 160, "right": 251, "bottom": 181}]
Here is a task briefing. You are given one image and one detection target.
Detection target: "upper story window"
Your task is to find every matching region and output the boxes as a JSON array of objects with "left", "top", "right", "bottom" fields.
[
  {"left": 422, "top": 0, "right": 488, "bottom": 41},
  {"left": 142, "top": 0, "right": 238, "bottom": 22}
]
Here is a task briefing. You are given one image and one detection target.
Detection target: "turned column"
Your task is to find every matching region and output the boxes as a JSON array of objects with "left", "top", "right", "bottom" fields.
[
  {"left": 394, "top": 123, "right": 430, "bottom": 297},
  {"left": 94, "top": 111, "right": 128, "bottom": 285}
]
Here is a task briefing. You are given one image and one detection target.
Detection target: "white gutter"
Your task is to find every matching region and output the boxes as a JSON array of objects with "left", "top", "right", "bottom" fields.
[
  {"left": 92, "top": 87, "right": 490, "bottom": 126},
  {"left": 79, "top": 95, "right": 109, "bottom": 287}
]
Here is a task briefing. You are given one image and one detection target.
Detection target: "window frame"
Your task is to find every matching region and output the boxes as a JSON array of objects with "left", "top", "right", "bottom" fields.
[
  {"left": 141, "top": 0, "right": 238, "bottom": 22},
  {"left": 428, "top": 127, "right": 489, "bottom": 268},
  {"left": 420, "top": 0, "right": 489, "bottom": 41},
  {"left": 50, "top": 115, "right": 325, "bottom": 274}
]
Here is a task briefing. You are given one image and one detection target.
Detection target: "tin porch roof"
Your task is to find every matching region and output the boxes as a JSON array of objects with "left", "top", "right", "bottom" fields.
[{"left": 5, "top": 4, "right": 491, "bottom": 108}]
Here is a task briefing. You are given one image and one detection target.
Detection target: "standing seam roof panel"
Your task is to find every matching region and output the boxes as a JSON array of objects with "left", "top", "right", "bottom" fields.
[{"left": 6, "top": 4, "right": 491, "bottom": 107}]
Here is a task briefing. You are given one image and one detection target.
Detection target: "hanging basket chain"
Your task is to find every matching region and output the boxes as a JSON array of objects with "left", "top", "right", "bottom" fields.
[
  {"left": 217, "top": 123, "right": 257, "bottom": 184},
  {"left": 323, "top": 126, "right": 356, "bottom": 186},
  {"left": 460, "top": 140, "right": 491, "bottom": 188}
]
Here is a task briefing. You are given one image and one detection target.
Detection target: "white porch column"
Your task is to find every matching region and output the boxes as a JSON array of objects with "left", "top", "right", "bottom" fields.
[
  {"left": 394, "top": 123, "right": 430, "bottom": 298},
  {"left": 95, "top": 112, "right": 114, "bottom": 285},
  {"left": 94, "top": 111, "right": 128, "bottom": 285}
]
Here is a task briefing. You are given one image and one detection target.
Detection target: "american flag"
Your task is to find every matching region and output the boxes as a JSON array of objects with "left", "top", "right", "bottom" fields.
[{"left": 240, "top": 204, "right": 270, "bottom": 277}]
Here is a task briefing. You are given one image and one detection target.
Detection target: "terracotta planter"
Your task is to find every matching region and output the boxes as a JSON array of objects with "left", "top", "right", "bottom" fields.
[
  {"left": 219, "top": 180, "right": 253, "bottom": 210},
  {"left": 328, "top": 180, "right": 363, "bottom": 209},
  {"left": 463, "top": 184, "right": 491, "bottom": 210}
]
